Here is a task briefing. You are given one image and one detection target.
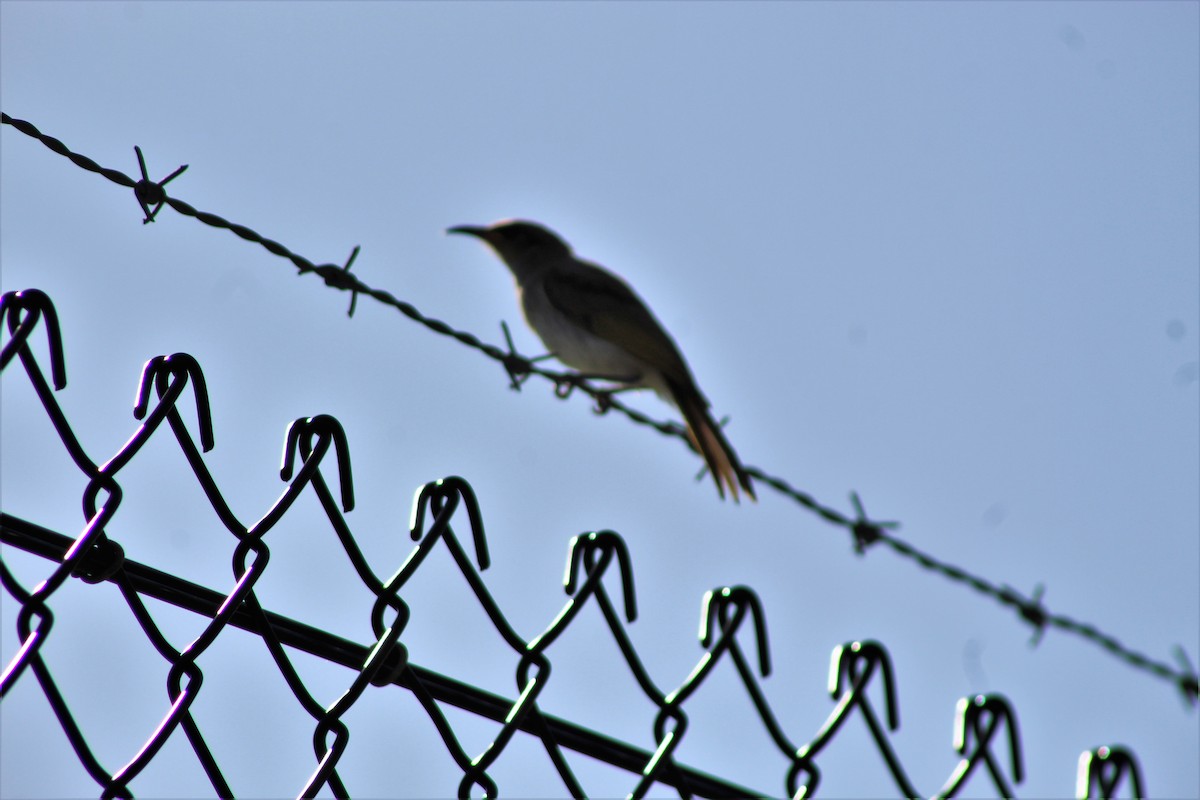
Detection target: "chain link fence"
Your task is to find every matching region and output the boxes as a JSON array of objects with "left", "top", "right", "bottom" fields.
[{"left": 1, "top": 111, "right": 1185, "bottom": 798}]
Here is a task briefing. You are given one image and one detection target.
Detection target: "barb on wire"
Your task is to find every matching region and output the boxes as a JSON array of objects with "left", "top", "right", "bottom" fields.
[
  {"left": 340, "top": 245, "right": 362, "bottom": 317},
  {"left": 133, "top": 145, "right": 188, "bottom": 224},
  {"left": 2, "top": 112, "right": 1196, "bottom": 708}
]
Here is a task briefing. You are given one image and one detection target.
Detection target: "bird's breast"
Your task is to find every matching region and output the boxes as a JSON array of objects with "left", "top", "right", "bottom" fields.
[{"left": 519, "top": 282, "right": 652, "bottom": 386}]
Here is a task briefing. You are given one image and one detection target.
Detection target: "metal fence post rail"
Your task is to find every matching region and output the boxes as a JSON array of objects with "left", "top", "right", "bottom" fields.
[{"left": 1, "top": 288, "right": 1150, "bottom": 798}]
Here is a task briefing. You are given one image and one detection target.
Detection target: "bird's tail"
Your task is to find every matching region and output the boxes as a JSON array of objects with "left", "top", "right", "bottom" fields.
[{"left": 668, "top": 378, "right": 756, "bottom": 502}]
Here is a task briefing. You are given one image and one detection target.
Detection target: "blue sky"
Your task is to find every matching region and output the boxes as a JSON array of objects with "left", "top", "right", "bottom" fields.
[{"left": 2, "top": 2, "right": 1197, "bottom": 797}]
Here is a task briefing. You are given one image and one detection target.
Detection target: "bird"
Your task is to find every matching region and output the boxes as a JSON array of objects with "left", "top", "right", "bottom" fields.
[{"left": 448, "top": 219, "right": 755, "bottom": 501}]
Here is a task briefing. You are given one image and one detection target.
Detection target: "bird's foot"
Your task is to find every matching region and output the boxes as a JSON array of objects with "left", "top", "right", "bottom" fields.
[
  {"left": 593, "top": 390, "right": 617, "bottom": 414},
  {"left": 552, "top": 371, "right": 639, "bottom": 407}
]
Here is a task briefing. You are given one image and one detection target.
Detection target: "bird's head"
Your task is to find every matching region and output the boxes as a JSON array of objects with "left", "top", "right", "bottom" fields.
[{"left": 447, "top": 219, "right": 573, "bottom": 274}]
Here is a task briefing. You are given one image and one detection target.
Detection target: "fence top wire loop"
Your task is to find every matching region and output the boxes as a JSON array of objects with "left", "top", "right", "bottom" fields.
[
  {"left": 700, "top": 585, "right": 771, "bottom": 678},
  {"left": 564, "top": 530, "right": 638, "bottom": 623},
  {"left": 96, "top": 354, "right": 207, "bottom": 479},
  {"left": 134, "top": 353, "right": 214, "bottom": 451},
  {"left": 407, "top": 476, "right": 490, "bottom": 571},
  {"left": 1077, "top": 744, "right": 1144, "bottom": 800},
  {"left": 281, "top": 415, "right": 355, "bottom": 512},
  {"left": 935, "top": 693, "right": 1024, "bottom": 799},
  {"left": 0, "top": 288, "right": 67, "bottom": 388},
  {"left": 957, "top": 694, "right": 1024, "bottom": 778},
  {"left": 831, "top": 640, "right": 900, "bottom": 730}
]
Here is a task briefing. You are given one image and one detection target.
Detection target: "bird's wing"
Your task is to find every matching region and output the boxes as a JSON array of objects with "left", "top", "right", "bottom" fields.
[
  {"left": 545, "top": 259, "right": 755, "bottom": 502},
  {"left": 542, "top": 260, "right": 693, "bottom": 385}
]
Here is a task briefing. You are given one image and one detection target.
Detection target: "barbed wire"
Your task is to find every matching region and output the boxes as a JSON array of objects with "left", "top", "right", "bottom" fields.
[
  {"left": 2, "top": 111, "right": 1195, "bottom": 710},
  {"left": 0, "top": 286, "right": 1149, "bottom": 797}
]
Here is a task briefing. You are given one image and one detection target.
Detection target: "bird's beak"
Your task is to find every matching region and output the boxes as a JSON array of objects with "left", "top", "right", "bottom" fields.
[{"left": 447, "top": 224, "right": 491, "bottom": 241}]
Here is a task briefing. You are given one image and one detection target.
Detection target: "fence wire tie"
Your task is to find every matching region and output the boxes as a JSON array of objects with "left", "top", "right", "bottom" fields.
[
  {"left": 132, "top": 145, "right": 187, "bottom": 225},
  {"left": 72, "top": 532, "right": 126, "bottom": 585}
]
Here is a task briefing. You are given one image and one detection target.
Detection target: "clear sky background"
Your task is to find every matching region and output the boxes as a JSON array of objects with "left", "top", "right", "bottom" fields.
[{"left": 2, "top": 2, "right": 1197, "bottom": 798}]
